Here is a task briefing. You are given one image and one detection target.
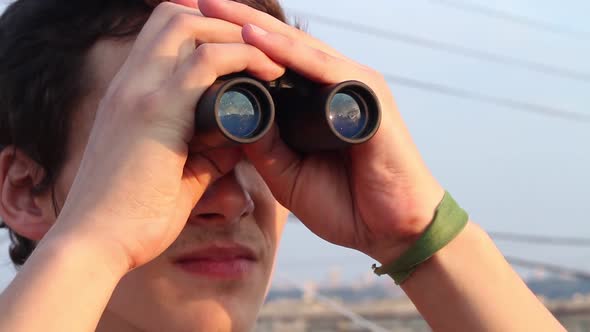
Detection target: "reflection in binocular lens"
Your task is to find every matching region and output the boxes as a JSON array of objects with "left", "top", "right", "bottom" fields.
[
  {"left": 329, "top": 93, "right": 368, "bottom": 139},
  {"left": 219, "top": 90, "right": 261, "bottom": 138}
]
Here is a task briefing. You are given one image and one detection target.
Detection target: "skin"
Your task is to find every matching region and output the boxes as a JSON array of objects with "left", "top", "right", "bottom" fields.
[
  {"left": 1, "top": 4, "right": 286, "bottom": 332},
  {"left": 0, "top": 0, "right": 567, "bottom": 331}
]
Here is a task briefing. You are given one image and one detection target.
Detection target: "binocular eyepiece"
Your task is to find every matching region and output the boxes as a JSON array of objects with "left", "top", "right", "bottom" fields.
[{"left": 195, "top": 71, "right": 381, "bottom": 152}]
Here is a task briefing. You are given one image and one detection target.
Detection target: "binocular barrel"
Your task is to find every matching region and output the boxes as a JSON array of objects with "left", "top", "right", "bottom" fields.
[
  {"left": 195, "top": 73, "right": 381, "bottom": 152},
  {"left": 194, "top": 77, "right": 275, "bottom": 147}
]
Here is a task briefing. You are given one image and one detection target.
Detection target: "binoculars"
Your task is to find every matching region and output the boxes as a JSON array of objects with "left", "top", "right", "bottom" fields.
[{"left": 194, "top": 71, "right": 381, "bottom": 153}]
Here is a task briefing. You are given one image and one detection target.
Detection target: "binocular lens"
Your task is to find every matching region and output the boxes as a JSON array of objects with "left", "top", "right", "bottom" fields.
[
  {"left": 197, "top": 73, "right": 379, "bottom": 151},
  {"left": 329, "top": 92, "right": 368, "bottom": 139},
  {"left": 218, "top": 89, "right": 262, "bottom": 138}
]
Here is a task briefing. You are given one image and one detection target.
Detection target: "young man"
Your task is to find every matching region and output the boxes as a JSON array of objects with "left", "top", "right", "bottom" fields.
[{"left": 0, "top": 0, "right": 567, "bottom": 331}]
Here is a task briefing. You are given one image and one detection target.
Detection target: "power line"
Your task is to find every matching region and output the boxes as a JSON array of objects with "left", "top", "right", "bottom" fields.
[
  {"left": 431, "top": 0, "right": 590, "bottom": 40},
  {"left": 491, "top": 232, "right": 590, "bottom": 247},
  {"left": 384, "top": 73, "right": 590, "bottom": 122},
  {"left": 289, "top": 10, "right": 590, "bottom": 83},
  {"left": 506, "top": 256, "right": 590, "bottom": 280},
  {"left": 287, "top": 218, "right": 590, "bottom": 247},
  {"left": 285, "top": 10, "right": 590, "bottom": 121}
]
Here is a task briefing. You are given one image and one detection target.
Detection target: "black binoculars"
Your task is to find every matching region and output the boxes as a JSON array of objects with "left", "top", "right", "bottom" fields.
[{"left": 194, "top": 71, "right": 381, "bottom": 153}]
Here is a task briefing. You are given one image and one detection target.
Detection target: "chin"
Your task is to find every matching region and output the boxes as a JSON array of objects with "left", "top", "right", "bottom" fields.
[
  {"left": 171, "top": 307, "right": 256, "bottom": 332},
  {"left": 101, "top": 298, "right": 261, "bottom": 332},
  {"left": 103, "top": 275, "right": 265, "bottom": 331},
  {"left": 182, "top": 299, "right": 261, "bottom": 332}
]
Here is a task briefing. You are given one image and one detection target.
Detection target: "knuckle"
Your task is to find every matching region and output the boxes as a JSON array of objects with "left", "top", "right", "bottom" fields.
[
  {"left": 312, "top": 50, "right": 333, "bottom": 81},
  {"left": 193, "top": 43, "right": 219, "bottom": 66},
  {"left": 364, "top": 67, "right": 386, "bottom": 84},
  {"left": 282, "top": 38, "right": 299, "bottom": 57},
  {"left": 152, "top": 1, "right": 177, "bottom": 18},
  {"left": 292, "top": 27, "right": 308, "bottom": 41},
  {"left": 314, "top": 49, "right": 332, "bottom": 66},
  {"left": 362, "top": 64, "right": 379, "bottom": 76},
  {"left": 373, "top": 71, "right": 387, "bottom": 84},
  {"left": 277, "top": 38, "right": 305, "bottom": 68},
  {"left": 166, "top": 12, "right": 194, "bottom": 33}
]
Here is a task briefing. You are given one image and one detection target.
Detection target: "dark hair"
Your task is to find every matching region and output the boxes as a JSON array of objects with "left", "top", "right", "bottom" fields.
[{"left": 0, "top": 0, "right": 288, "bottom": 266}]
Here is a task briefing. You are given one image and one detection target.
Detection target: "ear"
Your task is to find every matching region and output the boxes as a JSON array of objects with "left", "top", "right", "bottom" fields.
[{"left": 0, "top": 147, "right": 54, "bottom": 241}]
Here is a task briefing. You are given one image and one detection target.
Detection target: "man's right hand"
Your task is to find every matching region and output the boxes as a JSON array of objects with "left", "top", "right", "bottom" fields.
[{"left": 43, "top": 2, "right": 285, "bottom": 272}]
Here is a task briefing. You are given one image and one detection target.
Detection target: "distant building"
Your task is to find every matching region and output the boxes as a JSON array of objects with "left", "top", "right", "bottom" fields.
[
  {"left": 256, "top": 298, "right": 427, "bottom": 332},
  {"left": 256, "top": 294, "right": 590, "bottom": 331}
]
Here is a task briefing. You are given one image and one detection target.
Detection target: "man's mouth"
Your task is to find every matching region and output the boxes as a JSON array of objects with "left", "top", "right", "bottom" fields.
[{"left": 172, "top": 243, "right": 258, "bottom": 280}]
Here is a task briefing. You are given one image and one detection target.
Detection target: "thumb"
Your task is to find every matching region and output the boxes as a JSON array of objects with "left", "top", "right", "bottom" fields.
[
  {"left": 160, "top": 147, "right": 243, "bottom": 258},
  {"left": 242, "top": 126, "right": 301, "bottom": 207},
  {"left": 182, "top": 147, "right": 244, "bottom": 205}
]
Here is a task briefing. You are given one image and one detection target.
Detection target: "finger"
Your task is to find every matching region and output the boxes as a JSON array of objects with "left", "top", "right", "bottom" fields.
[
  {"left": 242, "top": 24, "right": 366, "bottom": 84},
  {"left": 169, "top": 0, "right": 199, "bottom": 8},
  {"left": 144, "top": 14, "right": 243, "bottom": 66},
  {"left": 158, "top": 43, "right": 285, "bottom": 135},
  {"left": 130, "top": 2, "right": 202, "bottom": 57},
  {"left": 241, "top": 126, "right": 302, "bottom": 207},
  {"left": 181, "top": 147, "right": 243, "bottom": 206},
  {"left": 198, "top": 0, "right": 346, "bottom": 59},
  {"left": 170, "top": 147, "right": 242, "bottom": 246},
  {"left": 122, "top": 18, "right": 243, "bottom": 95},
  {"left": 108, "top": 2, "right": 202, "bottom": 90},
  {"left": 170, "top": 42, "right": 285, "bottom": 98}
]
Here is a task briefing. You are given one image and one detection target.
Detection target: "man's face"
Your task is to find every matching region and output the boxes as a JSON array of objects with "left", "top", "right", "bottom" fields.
[{"left": 54, "top": 39, "right": 288, "bottom": 332}]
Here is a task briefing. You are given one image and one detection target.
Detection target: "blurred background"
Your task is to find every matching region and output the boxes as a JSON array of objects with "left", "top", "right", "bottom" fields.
[{"left": 1, "top": 0, "right": 590, "bottom": 330}]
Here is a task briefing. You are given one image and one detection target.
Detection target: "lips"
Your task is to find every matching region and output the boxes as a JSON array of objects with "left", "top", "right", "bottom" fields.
[{"left": 172, "top": 244, "right": 258, "bottom": 280}]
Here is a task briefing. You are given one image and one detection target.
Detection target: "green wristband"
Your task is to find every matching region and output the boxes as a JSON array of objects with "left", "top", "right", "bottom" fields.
[{"left": 372, "top": 191, "right": 468, "bottom": 285}]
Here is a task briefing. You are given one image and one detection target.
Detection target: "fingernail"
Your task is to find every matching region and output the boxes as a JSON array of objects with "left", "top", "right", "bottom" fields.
[{"left": 248, "top": 24, "right": 268, "bottom": 36}]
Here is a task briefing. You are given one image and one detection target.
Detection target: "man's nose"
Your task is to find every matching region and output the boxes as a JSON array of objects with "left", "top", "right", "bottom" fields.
[{"left": 189, "top": 170, "right": 254, "bottom": 226}]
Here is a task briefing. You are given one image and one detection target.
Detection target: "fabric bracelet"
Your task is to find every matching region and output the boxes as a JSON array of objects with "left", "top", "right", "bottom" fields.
[{"left": 372, "top": 191, "right": 469, "bottom": 285}]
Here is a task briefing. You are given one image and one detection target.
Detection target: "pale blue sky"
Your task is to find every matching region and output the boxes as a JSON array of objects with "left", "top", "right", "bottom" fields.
[{"left": 1, "top": 0, "right": 590, "bottom": 289}]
